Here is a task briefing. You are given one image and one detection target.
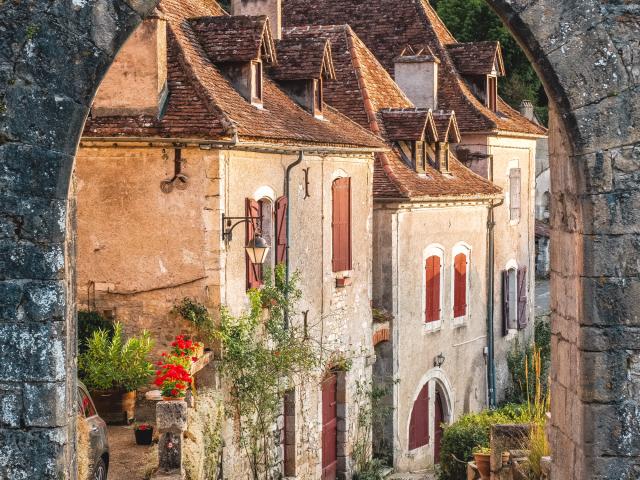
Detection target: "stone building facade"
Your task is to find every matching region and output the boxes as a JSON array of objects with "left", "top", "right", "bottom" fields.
[{"left": 76, "top": 0, "right": 384, "bottom": 478}]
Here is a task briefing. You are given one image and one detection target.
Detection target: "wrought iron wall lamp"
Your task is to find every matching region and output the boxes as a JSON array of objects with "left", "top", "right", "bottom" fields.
[{"left": 221, "top": 213, "right": 270, "bottom": 264}]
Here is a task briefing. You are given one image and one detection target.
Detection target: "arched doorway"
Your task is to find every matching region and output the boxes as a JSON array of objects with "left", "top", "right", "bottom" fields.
[
  {"left": 372, "top": 334, "right": 393, "bottom": 465},
  {"left": 0, "top": 1, "right": 638, "bottom": 478}
]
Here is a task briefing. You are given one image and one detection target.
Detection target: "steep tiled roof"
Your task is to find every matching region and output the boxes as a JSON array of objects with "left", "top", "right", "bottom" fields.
[
  {"left": 84, "top": 0, "right": 386, "bottom": 150},
  {"left": 380, "top": 109, "right": 438, "bottom": 142},
  {"left": 270, "top": 37, "right": 336, "bottom": 81},
  {"left": 433, "top": 111, "right": 461, "bottom": 143},
  {"left": 446, "top": 41, "right": 505, "bottom": 76},
  {"left": 189, "top": 15, "right": 277, "bottom": 64},
  {"left": 283, "top": 0, "right": 546, "bottom": 137},
  {"left": 283, "top": 23, "right": 500, "bottom": 200}
]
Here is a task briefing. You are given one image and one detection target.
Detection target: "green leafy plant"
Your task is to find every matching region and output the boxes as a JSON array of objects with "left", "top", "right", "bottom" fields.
[
  {"left": 173, "top": 298, "right": 216, "bottom": 343},
  {"left": 473, "top": 445, "right": 491, "bottom": 455},
  {"left": 79, "top": 322, "right": 154, "bottom": 392},
  {"left": 215, "top": 264, "right": 320, "bottom": 480},
  {"left": 353, "top": 458, "right": 387, "bottom": 480},
  {"left": 78, "top": 310, "right": 114, "bottom": 354},
  {"left": 438, "top": 404, "right": 530, "bottom": 480}
]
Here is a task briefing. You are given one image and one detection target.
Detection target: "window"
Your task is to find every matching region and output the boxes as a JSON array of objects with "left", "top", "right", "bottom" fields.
[
  {"left": 78, "top": 387, "right": 96, "bottom": 418},
  {"left": 452, "top": 244, "right": 470, "bottom": 322},
  {"left": 251, "top": 61, "right": 263, "bottom": 104},
  {"left": 502, "top": 265, "right": 528, "bottom": 334},
  {"left": 275, "top": 196, "right": 288, "bottom": 265},
  {"left": 409, "top": 383, "right": 429, "bottom": 450},
  {"left": 246, "top": 197, "right": 274, "bottom": 290},
  {"left": 509, "top": 168, "right": 522, "bottom": 223},
  {"left": 487, "top": 75, "right": 497, "bottom": 111},
  {"left": 332, "top": 177, "right": 351, "bottom": 272},
  {"left": 424, "top": 249, "right": 444, "bottom": 324},
  {"left": 314, "top": 78, "right": 323, "bottom": 116}
]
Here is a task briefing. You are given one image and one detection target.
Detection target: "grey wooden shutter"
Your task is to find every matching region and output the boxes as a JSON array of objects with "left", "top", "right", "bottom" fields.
[
  {"left": 502, "top": 270, "right": 510, "bottom": 336},
  {"left": 517, "top": 266, "right": 528, "bottom": 329}
]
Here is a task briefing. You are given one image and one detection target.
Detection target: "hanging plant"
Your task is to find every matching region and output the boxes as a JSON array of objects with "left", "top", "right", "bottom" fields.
[{"left": 173, "top": 297, "right": 215, "bottom": 344}]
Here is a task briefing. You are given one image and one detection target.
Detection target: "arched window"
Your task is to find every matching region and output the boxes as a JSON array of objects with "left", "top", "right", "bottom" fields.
[
  {"left": 423, "top": 245, "right": 444, "bottom": 326},
  {"left": 452, "top": 243, "right": 471, "bottom": 323},
  {"left": 408, "top": 383, "right": 429, "bottom": 450}
]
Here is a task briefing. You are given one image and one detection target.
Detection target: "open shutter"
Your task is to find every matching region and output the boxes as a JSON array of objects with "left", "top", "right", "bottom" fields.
[
  {"left": 409, "top": 383, "right": 429, "bottom": 450},
  {"left": 332, "top": 178, "right": 351, "bottom": 272},
  {"left": 502, "top": 270, "right": 510, "bottom": 336},
  {"left": 425, "top": 256, "right": 441, "bottom": 322},
  {"left": 275, "top": 196, "right": 288, "bottom": 265},
  {"left": 246, "top": 198, "right": 262, "bottom": 290},
  {"left": 453, "top": 253, "right": 467, "bottom": 318},
  {"left": 517, "top": 266, "right": 528, "bottom": 329}
]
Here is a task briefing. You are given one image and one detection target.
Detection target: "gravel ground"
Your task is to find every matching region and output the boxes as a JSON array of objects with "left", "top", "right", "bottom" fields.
[{"left": 106, "top": 425, "right": 153, "bottom": 480}]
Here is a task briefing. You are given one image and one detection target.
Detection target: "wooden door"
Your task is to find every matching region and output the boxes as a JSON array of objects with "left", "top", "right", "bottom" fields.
[
  {"left": 322, "top": 374, "right": 338, "bottom": 480},
  {"left": 434, "top": 391, "right": 444, "bottom": 463}
]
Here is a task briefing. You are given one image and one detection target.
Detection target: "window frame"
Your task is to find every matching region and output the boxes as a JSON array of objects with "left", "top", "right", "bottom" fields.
[
  {"left": 486, "top": 75, "right": 497, "bottom": 112},
  {"left": 509, "top": 167, "right": 522, "bottom": 224},
  {"left": 251, "top": 60, "right": 263, "bottom": 106},
  {"left": 451, "top": 243, "right": 471, "bottom": 326},
  {"left": 331, "top": 177, "right": 352, "bottom": 273},
  {"left": 423, "top": 245, "right": 445, "bottom": 332}
]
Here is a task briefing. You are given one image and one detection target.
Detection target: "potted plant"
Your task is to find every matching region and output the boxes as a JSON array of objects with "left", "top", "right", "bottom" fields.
[
  {"left": 170, "top": 334, "right": 203, "bottom": 361},
  {"left": 134, "top": 423, "right": 154, "bottom": 445},
  {"left": 79, "top": 322, "right": 154, "bottom": 424},
  {"left": 473, "top": 446, "right": 491, "bottom": 480},
  {"left": 173, "top": 298, "right": 214, "bottom": 350},
  {"left": 154, "top": 361, "right": 193, "bottom": 400}
]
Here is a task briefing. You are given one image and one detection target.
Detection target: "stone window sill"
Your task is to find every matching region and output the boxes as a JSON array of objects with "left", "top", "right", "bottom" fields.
[{"left": 423, "top": 320, "right": 442, "bottom": 333}]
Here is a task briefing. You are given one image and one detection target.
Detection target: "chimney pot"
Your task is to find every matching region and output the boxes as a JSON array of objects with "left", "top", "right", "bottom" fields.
[{"left": 519, "top": 100, "right": 535, "bottom": 122}]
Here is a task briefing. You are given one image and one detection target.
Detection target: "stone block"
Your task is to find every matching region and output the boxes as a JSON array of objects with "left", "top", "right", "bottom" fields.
[
  {"left": 583, "top": 233, "right": 640, "bottom": 277},
  {"left": 579, "top": 350, "right": 628, "bottom": 403},
  {"left": 0, "top": 427, "right": 68, "bottom": 479},
  {"left": 0, "top": 322, "right": 66, "bottom": 382},
  {"left": 23, "top": 382, "right": 66, "bottom": 427},
  {"left": 158, "top": 431, "right": 183, "bottom": 472},
  {"left": 584, "top": 402, "right": 640, "bottom": 457},
  {"left": 156, "top": 400, "right": 188, "bottom": 433},
  {"left": 0, "top": 384, "right": 23, "bottom": 428},
  {"left": 582, "top": 277, "right": 640, "bottom": 327}
]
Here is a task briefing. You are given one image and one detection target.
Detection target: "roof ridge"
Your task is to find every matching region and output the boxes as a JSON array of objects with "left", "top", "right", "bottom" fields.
[{"left": 168, "top": 23, "right": 237, "bottom": 135}]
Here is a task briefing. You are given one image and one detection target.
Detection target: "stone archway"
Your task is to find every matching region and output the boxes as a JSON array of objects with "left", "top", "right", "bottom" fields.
[{"left": 0, "top": 1, "right": 637, "bottom": 478}]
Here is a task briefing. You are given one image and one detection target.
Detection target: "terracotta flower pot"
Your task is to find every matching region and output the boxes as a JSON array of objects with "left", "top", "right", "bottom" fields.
[
  {"left": 162, "top": 396, "right": 184, "bottom": 401},
  {"left": 90, "top": 389, "right": 136, "bottom": 425},
  {"left": 194, "top": 343, "right": 204, "bottom": 358},
  {"left": 474, "top": 452, "right": 491, "bottom": 480}
]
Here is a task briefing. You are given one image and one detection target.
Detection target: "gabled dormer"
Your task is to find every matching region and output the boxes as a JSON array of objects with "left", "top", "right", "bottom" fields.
[
  {"left": 432, "top": 111, "right": 461, "bottom": 173},
  {"left": 189, "top": 15, "right": 278, "bottom": 107},
  {"left": 446, "top": 41, "right": 505, "bottom": 112},
  {"left": 381, "top": 109, "right": 439, "bottom": 173},
  {"left": 269, "top": 37, "right": 336, "bottom": 118}
]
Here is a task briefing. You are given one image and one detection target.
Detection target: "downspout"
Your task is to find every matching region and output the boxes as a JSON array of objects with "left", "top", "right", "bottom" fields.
[{"left": 284, "top": 151, "right": 304, "bottom": 328}]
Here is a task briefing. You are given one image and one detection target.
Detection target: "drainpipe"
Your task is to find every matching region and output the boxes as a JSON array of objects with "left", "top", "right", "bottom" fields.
[
  {"left": 283, "top": 151, "right": 304, "bottom": 328},
  {"left": 486, "top": 196, "right": 503, "bottom": 409}
]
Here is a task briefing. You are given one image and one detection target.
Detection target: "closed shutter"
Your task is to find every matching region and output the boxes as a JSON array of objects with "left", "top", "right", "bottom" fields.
[
  {"left": 275, "top": 196, "right": 288, "bottom": 265},
  {"left": 425, "top": 256, "right": 441, "bottom": 322},
  {"left": 502, "top": 270, "right": 510, "bottom": 336},
  {"left": 332, "top": 178, "right": 351, "bottom": 272},
  {"left": 453, "top": 253, "right": 467, "bottom": 318},
  {"left": 409, "top": 383, "right": 429, "bottom": 450},
  {"left": 517, "top": 266, "right": 528, "bottom": 329},
  {"left": 246, "top": 198, "right": 262, "bottom": 290}
]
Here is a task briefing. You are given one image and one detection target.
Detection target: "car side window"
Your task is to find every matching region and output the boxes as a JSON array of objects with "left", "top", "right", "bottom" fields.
[{"left": 78, "top": 388, "right": 96, "bottom": 418}]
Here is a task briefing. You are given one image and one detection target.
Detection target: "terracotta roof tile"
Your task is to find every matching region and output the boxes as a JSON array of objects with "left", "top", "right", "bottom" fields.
[
  {"left": 446, "top": 41, "right": 505, "bottom": 76},
  {"left": 84, "top": 0, "right": 386, "bottom": 150},
  {"left": 380, "top": 109, "right": 438, "bottom": 142},
  {"left": 283, "top": 0, "right": 546, "bottom": 136},
  {"left": 270, "top": 36, "right": 336, "bottom": 81},
  {"left": 433, "top": 111, "right": 461, "bottom": 143},
  {"left": 189, "top": 15, "right": 277, "bottom": 63}
]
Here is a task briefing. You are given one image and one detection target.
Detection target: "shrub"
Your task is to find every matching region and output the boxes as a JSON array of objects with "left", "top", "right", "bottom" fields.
[
  {"left": 353, "top": 458, "right": 387, "bottom": 480},
  {"left": 173, "top": 298, "right": 215, "bottom": 343},
  {"left": 78, "top": 310, "right": 114, "bottom": 354},
  {"left": 79, "top": 322, "right": 154, "bottom": 392},
  {"left": 438, "top": 404, "right": 530, "bottom": 480}
]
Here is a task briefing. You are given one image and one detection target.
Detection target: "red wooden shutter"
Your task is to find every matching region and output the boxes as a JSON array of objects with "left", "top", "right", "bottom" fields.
[
  {"left": 246, "top": 198, "right": 262, "bottom": 290},
  {"left": 453, "top": 253, "right": 467, "bottom": 318},
  {"left": 409, "top": 383, "right": 429, "bottom": 450},
  {"left": 502, "top": 270, "right": 510, "bottom": 336},
  {"left": 332, "top": 178, "right": 351, "bottom": 272},
  {"left": 425, "top": 256, "right": 441, "bottom": 322},
  {"left": 517, "top": 266, "right": 528, "bottom": 329},
  {"left": 275, "top": 196, "right": 288, "bottom": 265}
]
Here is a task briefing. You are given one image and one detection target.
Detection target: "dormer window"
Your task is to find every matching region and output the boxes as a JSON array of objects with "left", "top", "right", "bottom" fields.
[
  {"left": 487, "top": 75, "right": 497, "bottom": 112},
  {"left": 413, "top": 141, "right": 427, "bottom": 173},
  {"left": 314, "top": 78, "right": 323, "bottom": 118},
  {"left": 251, "top": 61, "right": 263, "bottom": 105}
]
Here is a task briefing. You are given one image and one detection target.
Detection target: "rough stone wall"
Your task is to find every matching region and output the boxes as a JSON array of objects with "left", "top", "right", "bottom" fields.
[
  {"left": 0, "top": 1, "right": 157, "bottom": 478},
  {"left": 373, "top": 202, "right": 490, "bottom": 471},
  {"left": 485, "top": 0, "right": 640, "bottom": 477}
]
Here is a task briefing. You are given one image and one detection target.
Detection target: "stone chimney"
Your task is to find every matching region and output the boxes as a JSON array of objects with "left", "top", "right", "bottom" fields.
[
  {"left": 394, "top": 46, "right": 439, "bottom": 110},
  {"left": 92, "top": 15, "right": 168, "bottom": 118},
  {"left": 232, "top": 0, "right": 282, "bottom": 40},
  {"left": 519, "top": 100, "right": 535, "bottom": 121}
]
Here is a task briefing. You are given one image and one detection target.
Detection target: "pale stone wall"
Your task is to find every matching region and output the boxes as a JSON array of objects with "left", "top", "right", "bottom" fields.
[
  {"left": 458, "top": 133, "right": 538, "bottom": 401},
  {"left": 373, "top": 202, "right": 490, "bottom": 471}
]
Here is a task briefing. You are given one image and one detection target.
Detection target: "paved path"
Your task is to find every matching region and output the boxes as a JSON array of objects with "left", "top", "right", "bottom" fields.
[
  {"left": 387, "top": 472, "right": 437, "bottom": 480},
  {"left": 107, "top": 425, "right": 153, "bottom": 480}
]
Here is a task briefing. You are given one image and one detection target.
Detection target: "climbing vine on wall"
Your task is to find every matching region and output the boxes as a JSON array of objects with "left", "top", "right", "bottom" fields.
[{"left": 215, "top": 265, "right": 322, "bottom": 480}]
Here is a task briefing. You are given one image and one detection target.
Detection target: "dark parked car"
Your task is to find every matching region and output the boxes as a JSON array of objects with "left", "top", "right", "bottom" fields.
[{"left": 78, "top": 381, "right": 110, "bottom": 480}]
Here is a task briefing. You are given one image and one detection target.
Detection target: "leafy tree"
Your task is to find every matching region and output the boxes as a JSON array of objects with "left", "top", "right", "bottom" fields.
[{"left": 431, "top": 0, "right": 548, "bottom": 125}]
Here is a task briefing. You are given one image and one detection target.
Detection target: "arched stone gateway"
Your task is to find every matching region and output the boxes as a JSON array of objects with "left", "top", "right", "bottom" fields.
[{"left": 0, "top": 1, "right": 637, "bottom": 478}]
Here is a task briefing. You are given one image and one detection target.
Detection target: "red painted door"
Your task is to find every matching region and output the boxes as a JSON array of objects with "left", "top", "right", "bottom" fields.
[
  {"left": 322, "top": 374, "right": 338, "bottom": 480},
  {"left": 434, "top": 391, "right": 444, "bottom": 463}
]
